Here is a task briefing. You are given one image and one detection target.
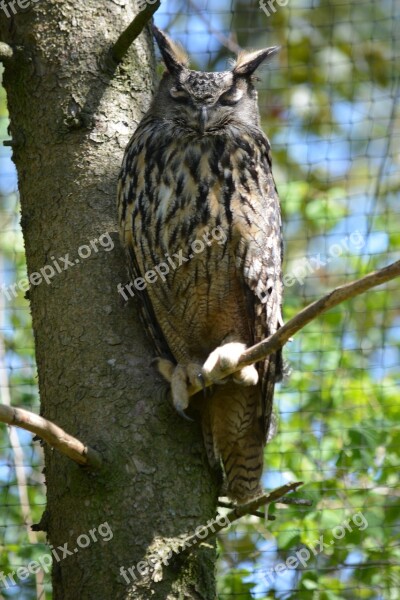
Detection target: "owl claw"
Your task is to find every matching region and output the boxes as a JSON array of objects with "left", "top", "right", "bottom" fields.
[
  {"left": 197, "top": 372, "right": 208, "bottom": 397},
  {"left": 174, "top": 405, "right": 194, "bottom": 422},
  {"left": 153, "top": 359, "right": 203, "bottom": 418}
]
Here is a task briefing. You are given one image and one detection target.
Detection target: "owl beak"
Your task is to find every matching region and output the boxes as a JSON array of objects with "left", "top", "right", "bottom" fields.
[{"left": 199, "top": 106, "right": 208, "bottom": 133}]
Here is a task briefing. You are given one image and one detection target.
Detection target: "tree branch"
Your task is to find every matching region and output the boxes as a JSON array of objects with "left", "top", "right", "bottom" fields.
[
  {"left": 218, "top": 493, "right": 312, "bottom": 515},
  {"left": 0, "top": 404, "right": 103, "bottom": 469},
  {"left": 111, "top": 1, "right": 161, "bottom": 62},
  {"left": 189, "top": 259, "right": 400, "bottom": 396},
  {"left": 181, "top": 482, "right": 303, "bottom": 548}
]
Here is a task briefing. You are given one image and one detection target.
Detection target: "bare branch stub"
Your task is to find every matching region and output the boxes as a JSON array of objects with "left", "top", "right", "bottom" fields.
[
  {"left": 0, "top": 404, "right": 103, "bottom": 469},
  {"left": 112, "top": 2, "right": 161, "bottom": 63}
]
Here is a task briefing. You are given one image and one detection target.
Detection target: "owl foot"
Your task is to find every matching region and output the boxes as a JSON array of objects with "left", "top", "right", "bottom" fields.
[
  {"left": 232, "top": 364, "right": 259, "bottom": 386},
  {"left": 153, "top": 358, "right": 204, "bottom": 421},
  {"left": 202, "top": 342, "right": 258, "bottom": 386}
]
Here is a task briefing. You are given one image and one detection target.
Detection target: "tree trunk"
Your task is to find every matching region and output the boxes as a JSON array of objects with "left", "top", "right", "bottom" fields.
[{"left": 0, "top": 2, "right": 218, "bottom": 598}]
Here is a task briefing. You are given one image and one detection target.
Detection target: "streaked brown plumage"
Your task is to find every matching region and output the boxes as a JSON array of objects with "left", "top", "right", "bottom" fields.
[{"left": 117, "top": 26, "right": 283, "bottom": 503}]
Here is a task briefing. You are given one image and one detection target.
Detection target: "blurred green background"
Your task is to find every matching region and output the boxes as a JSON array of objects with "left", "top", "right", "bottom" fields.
[{"left": 1, "top": 0, "right": 399, "bottom": 598}]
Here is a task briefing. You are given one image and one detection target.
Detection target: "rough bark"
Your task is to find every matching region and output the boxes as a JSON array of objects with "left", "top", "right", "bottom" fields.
[{"left": 0, "top": 2, "right": 218, "bottom": 598}]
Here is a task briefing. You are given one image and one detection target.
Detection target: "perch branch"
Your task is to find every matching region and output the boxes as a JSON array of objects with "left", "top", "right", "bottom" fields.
[
  {"left": 0, "top": 42, "right": 13, "bottom": 61},
  {"left": 181, "top": 482, "right": 303, "bottom": 548},
  {"left": 112, "top": 1, "right": 161, "bottom": 62},
  {"left": 0, "top": 404, "right": 103, "bottom": 469},
  {"left": 189, "top": 259, "right": 400, "bottom": 396}
]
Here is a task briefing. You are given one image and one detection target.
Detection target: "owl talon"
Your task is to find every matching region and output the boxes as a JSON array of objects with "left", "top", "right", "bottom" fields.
[
  {"left": 152, "top": 357, "right": 175, "bottom": 383},
  {"left": 203, "top": 342, "right": 253, "bottom": 385},
  {"left": 153, "top": 359, "right": 204, "bottom": 416},
  {"left": 174, "top": 405, "right": 194, "bottom": 422},
  {"left": 197, "top": 372, "right": 208, "bottom": 397},
  {"left": 203, "top": 342, "right": 246, "bottom": 381}
]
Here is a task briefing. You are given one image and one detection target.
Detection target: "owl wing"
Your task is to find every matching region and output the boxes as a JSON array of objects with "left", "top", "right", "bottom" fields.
[
  {"left": 117, "top": 141, "right": 175, "bottom": 363},
  {"left": 127, "top": 239, "right": 175, "bottom": 362},
  {"left": 235, "top": 130, "right": 283, "bottom": 441}
]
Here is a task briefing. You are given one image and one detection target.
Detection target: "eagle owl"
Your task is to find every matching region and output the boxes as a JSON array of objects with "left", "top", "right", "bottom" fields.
[{"left": 117, "top": 26, "right": 283, "bottom": 503}]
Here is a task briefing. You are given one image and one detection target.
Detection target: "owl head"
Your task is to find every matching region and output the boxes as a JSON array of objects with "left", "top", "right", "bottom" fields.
[{"left": 150, "top": 26, "right": 279, "bottom": 134}]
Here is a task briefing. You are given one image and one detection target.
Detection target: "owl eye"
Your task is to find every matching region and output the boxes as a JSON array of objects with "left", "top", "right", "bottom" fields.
[
  {"left": 219, "top": 88, "right": 244, "bottom": 106},
  {"left": 170, "top": 87, "right": 190, "bottom": 103}
]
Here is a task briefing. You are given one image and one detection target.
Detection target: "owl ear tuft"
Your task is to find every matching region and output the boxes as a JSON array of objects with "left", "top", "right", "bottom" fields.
[
  {"left": 233, "top": 46, "right": 280, "bottom": 77},
  {"left": 152, "top": 25, "right": 189, "bottom": 76}
]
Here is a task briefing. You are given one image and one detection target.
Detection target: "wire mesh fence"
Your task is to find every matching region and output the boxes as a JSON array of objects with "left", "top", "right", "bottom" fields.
[{"left": 1, "top": 0, "right": 399, "bottom": 598}]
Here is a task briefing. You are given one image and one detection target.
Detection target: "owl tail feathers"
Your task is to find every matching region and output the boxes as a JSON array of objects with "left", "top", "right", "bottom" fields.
[{"left": 202, "top": 382, "right": 265, "bottom": 505}]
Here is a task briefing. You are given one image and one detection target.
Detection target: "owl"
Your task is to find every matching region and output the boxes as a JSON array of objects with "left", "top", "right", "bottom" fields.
[{"left": 117, "top": 26, "right": 283, "bottom": 504}]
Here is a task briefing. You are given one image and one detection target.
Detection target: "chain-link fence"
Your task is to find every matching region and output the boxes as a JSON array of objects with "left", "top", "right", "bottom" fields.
[{"left": 1, "top": 1, "right": 399, "bottom": 598}]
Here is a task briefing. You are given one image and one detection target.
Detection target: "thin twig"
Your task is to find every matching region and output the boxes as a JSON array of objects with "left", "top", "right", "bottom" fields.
[
  {"left": 217, "top": 500, "right": 271, "bottom": 519},
  {"left": 226, "top": 482, "right": 303, "bottom": 521},
  {"left": 0, "top": 42, "right": 13, "bottom": 61},
  {"left": 218, "top": 492, "right": 312, "bottom": 514},
  {"left": 181, "top": 482, "right": 303, "bottom": 547},
  {"left": 188, "top": 260, "right": 400, "bottom": 396},
  {"left": 112, "top": 1, "right": 161, "bottom": 63},
  {"left": 0, "top": 404, "right": 103, "bottom": 469}
]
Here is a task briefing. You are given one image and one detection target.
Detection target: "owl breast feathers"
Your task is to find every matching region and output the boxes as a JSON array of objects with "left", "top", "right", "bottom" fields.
[{"left": 117, "top": 26, "right": 283, "bottom": 503}]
